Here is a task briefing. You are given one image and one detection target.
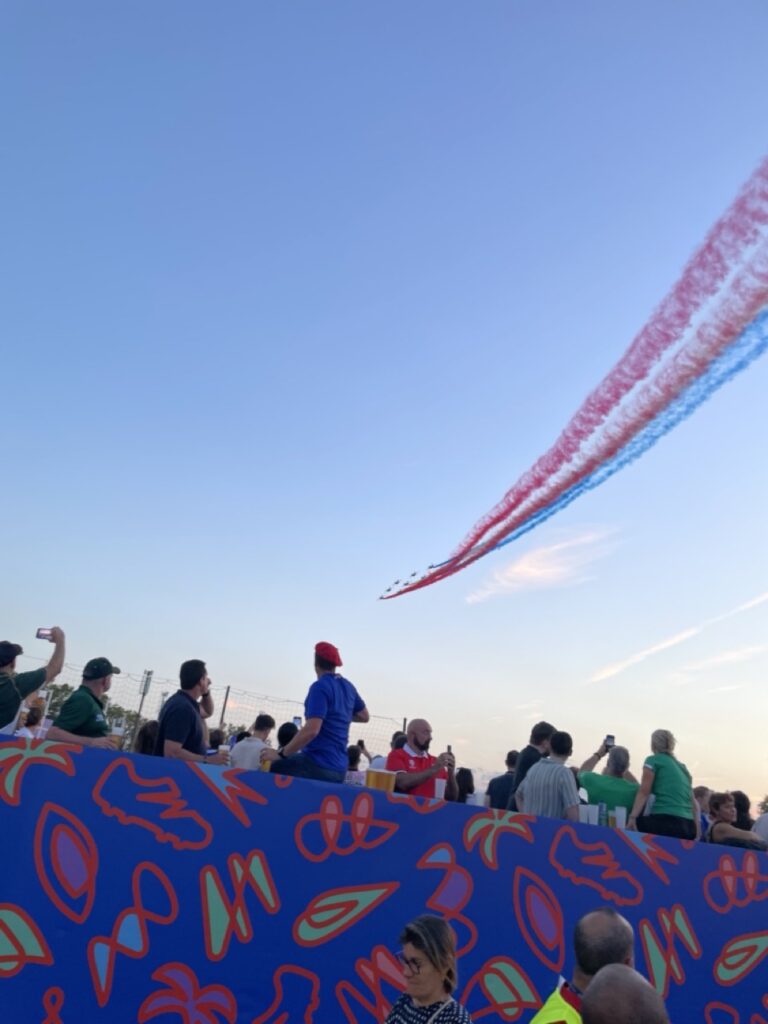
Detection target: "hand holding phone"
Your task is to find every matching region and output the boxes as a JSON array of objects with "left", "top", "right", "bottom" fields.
[
  {"left": 36, "top": 628, "right": 53, "bottom": 640},
  {"left": 604, "top": 734, "right": 615, "bottom": 749}
]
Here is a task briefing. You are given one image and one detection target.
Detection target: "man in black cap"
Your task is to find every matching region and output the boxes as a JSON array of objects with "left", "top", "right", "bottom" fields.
[
  {"left": 0, "top": 627, "right": 66, "bottom": 733},
  {"left": 47, "top": 657, "right": 121, "bottom": 749}
]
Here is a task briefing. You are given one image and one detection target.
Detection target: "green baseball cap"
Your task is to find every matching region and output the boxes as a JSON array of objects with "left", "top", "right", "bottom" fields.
[{"left": 82, "top": 657, "right": 121, "bottom": 680}]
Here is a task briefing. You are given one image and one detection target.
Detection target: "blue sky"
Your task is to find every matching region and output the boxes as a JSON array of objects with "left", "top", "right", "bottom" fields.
[{"left": 3, "top": 2, "right": 767, "bottom": 797}]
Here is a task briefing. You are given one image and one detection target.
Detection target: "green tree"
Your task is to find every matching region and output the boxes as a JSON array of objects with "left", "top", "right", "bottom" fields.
[{"left": 46, "top": 683, "right": 74, "bottom": 718}]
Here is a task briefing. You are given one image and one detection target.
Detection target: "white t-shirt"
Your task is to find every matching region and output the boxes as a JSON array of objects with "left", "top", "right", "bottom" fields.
[
  {"left": 230, "top": 737, "right": 268, "bottom": 772},
  {"left": 752, "top": 814, "right": 768, "bottom": 842}
]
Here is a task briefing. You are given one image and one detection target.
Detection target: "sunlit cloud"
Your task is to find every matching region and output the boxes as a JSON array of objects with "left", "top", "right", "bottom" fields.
[
  {"left": 591, "top": 628, "right": 701, "bottom": 683},
  {"left": 680, "top": 645, "right": 767, "bottom": 674},
  {"left": 589, "top": 591, "right": 768, "bottom": 684},
  {"left": 466, "top": 529, "right": 618, "bottom": 605}
]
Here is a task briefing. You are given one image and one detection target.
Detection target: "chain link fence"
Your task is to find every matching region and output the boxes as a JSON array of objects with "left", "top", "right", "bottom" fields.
[{"left": 24, "top": 657, "right": 403, "bottom": 757}]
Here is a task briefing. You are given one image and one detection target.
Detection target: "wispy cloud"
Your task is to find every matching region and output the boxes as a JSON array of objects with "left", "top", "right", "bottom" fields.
[
  {"left": 680, "top": 645, "right": 767, "bottom": 674},
  {"left": 705, "top": 683, "right": 747, "bottom": 694},
  {"left": 589, "top": 591, "right": 768, "bottom": 684},
  {"left": 466, "top": 529, "right": 618, "bottom": 605}
]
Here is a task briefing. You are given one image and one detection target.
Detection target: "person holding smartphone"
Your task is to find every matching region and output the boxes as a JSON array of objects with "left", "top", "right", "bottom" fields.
[
  {"left": 386, "top": 719, "right": 458, "bottom": 801},
  {"left": 0, "top": 628, "right": 65, "bottom": 733}
]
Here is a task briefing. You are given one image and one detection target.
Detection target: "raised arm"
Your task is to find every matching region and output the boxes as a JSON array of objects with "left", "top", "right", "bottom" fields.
[
  {"left": 44, "top": 627, "right": 66, "bottom": 684},
  {"left": 579, "top": 742, "right": 608, "bottom": 774}
]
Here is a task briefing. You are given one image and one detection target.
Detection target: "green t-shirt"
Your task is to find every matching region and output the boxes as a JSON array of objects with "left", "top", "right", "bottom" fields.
[
  {"left": 53, "top": 686, "right": 109, "bottom": 738},
  {"left": 579, "top": 771, "right": 639, "bottom": 813},
  {"left": 0, "top": 669, "right": 46, "bottom": 730},
  {"left": 643, "top": 753, "right": 693, "bottom": 819}
]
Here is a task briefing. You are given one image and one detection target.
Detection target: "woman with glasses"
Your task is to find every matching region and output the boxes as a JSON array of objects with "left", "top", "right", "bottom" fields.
[{"left": 386, "top": 915, "right": 472, "bottom": 1023}]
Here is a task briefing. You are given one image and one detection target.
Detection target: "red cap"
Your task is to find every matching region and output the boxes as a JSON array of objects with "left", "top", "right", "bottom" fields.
[{"left": 315, "top": 641, "right": 342, "bottom": 667}]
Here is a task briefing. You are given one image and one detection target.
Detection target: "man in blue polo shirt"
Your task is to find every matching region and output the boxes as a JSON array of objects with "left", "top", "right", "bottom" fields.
[{"left": 261, "top": 641, "right": 369, "bottom": 782}]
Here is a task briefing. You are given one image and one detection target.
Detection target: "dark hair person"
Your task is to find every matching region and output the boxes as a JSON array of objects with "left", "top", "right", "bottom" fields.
[
  {"left": 628, "top": 730, "right": 698, "bottom": 840},
  {"left": 731, "top": 790, "right": 755, "bottom": 832},
  {"left": 386, "top": 915, "right": 472, "bottom": 1023},
  {"left": 707, "top": 792, "right": 767, "bottom": 850},
  {"left": 456, "top": 768, "right": 475, "bottom": 804},
  {"left": 347, "top": 744, "right": 362, "bottom": 771},
  {"left": 133, "top": 720, "right": 159, "bottom": 756}
]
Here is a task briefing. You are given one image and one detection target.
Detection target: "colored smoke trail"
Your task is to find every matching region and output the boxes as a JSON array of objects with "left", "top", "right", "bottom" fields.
[
  {"left": 383, "top": 159, "right": 768, "bottom": 599},
  {"left": 450, "top": 158, "right": 768, "bottom": 563},
  {"left": 487, "top": 307, "right": 768, "bottom": 556}
]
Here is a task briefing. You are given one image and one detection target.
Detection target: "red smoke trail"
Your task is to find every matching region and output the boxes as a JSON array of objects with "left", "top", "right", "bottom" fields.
[{"left": 386, "top": 160, "right": 768, "bottom": 599}]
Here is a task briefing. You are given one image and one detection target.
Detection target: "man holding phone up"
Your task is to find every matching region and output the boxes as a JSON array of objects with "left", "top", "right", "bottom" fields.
[
  {"left": 386, "top": 719, "right": 458, "bottom": 801},
  {"left": 0, "top": 627, "right": 66, "bottom": 733}
]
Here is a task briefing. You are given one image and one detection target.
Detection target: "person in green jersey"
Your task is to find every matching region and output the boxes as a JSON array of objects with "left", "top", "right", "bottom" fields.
[
  {"left": 578, "top": 742, "right": 639, "bottom": 814},
  {"left": 47, "top": 657, "right": 121, "bottom": 750},
  {"left": 0, "top": 628, "right": 65, "bottom": 733},
  {"left": 628, "top": 729, "right": 699, "bottom": 840}
]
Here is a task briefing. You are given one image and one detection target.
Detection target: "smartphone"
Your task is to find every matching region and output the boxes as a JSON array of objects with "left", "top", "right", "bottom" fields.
[
  {"left": 604, "top": 734, "right": 615, "bottom": 748},
  {"left": 36, "top": 628, "right": 53, "bottom": 640},
  {"left": 292, "top": 716, "right": 302, "bottom": 727},
  {"left": 447, "top": 744, "right": 452, "bottom": 754}
]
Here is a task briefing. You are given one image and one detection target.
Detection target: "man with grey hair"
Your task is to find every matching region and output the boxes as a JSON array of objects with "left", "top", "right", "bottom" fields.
[
  {"left": 578, "top": 740, "right": 639, "bottom": 817},
  {"left": 530, "top": 906, "right": 635, "bottom": 1022},
  {"left": 580, "top": 964, "right": 669, "bottom": 1024}
]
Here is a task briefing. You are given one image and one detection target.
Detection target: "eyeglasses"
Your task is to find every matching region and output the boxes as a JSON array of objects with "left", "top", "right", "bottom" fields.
[{"left": 395, "top": 950, "right": 424, "bottom": 975}]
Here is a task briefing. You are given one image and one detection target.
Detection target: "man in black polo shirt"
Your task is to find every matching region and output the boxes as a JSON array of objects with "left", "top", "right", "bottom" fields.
[
  {"left": 155, "top": 659, "right": 228, "bottom": 765},
  {"left": 47, "top": 656, "right": 120, "bottom": 749},
  {"left": 0, "top": 628, "right": 66, "bottom": 733}
]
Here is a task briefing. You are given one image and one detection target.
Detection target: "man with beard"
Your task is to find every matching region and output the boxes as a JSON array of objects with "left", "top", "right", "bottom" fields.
[{"left": 386, "top": 718, "right": 458, "bottom": 800}]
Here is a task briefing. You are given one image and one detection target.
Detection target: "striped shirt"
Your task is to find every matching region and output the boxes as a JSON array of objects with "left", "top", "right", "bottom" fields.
[{"left": 517, "top": 758, "right": 579, "bottom": 819}]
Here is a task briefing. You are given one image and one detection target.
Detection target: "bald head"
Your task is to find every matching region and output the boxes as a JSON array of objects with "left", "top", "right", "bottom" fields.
[
  {"left": 581, "top": 964, "right": 669, "bottom": 1024},
  {"left": 406, "top": 719, "right": 433, "bottom": 753},
  {"left": 574, "top": 908, "right": 634, "bottom": 979}
]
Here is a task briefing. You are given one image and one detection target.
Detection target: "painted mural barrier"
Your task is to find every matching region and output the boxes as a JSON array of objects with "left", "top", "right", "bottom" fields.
[{"left": 1, "top": 738, "right": 766, "bottom": 1022}]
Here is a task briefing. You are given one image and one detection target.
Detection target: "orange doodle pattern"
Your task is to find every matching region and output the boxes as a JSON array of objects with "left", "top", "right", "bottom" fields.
[{"left": 295, "top": 791, "right": 398, "bottom": 862}]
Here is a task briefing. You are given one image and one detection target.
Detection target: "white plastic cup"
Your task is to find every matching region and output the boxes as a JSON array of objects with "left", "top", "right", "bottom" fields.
[
  {"left": 578, "top": 804, "right": 590, "bottom": 824},
  {"left": 586, "top": 804, "right": 600, "bottom": 825},
  {"left": 434, "top": 778, "right": 447, "bottom": 800},
  {"left": 614, "top": 806, "right": 627, "bottom": 829}
]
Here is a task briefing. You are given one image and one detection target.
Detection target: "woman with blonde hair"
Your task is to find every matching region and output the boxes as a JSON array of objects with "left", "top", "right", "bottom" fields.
[
  {"left": 386, "top": 915, "right": 472, "bottom": 1023},
  {"left": 627, "top": 730, "right": 698, "bottom": 840}
]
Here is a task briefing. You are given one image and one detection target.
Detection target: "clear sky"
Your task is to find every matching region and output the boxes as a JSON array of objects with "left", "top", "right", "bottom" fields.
[{"left": 3, "top": 2, "right": 767, "bottom": 801}]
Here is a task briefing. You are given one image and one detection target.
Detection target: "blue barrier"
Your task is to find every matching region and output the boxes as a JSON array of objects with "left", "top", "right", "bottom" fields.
[{"left": 1, "top": 738, "right": 765, "bottom": 1022}]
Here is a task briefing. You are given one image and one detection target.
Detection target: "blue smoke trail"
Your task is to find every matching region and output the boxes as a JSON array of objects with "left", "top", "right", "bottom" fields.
[{"left": 463, "top": 306, "right": 768, "bottom": 559}]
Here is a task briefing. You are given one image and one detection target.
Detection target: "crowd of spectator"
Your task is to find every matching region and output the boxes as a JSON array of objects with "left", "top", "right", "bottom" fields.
[{"left": 1, "top": 628, "right": 766, "bottom": 853}]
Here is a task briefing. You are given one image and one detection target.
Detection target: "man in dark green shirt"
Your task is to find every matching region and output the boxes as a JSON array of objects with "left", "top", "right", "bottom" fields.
[
  {"left": 47, "top": 657, "right": 121, "bottom": 750},
  {"left": 0, "top": 628, "right": 66, "bottom": 733}
]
